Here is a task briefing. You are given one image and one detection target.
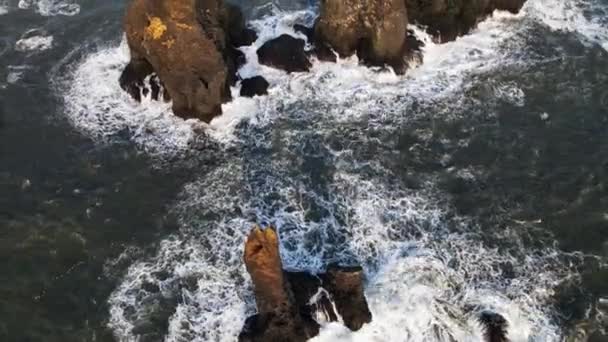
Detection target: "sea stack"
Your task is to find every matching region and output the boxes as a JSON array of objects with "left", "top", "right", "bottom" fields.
[
  {"left": 239, "top": 226, "right": 373, "bottom": 341},
  {"left": 120, "top": 0, "right": 255, "bottom": 122}
]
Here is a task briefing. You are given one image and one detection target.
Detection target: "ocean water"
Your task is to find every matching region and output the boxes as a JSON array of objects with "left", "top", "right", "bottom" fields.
[{"left": 1, "top": 0, "right": 607, "bottom": 341}]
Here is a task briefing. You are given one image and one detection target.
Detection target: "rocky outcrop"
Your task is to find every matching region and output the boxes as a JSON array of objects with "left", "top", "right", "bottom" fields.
[
  {"left": 257, "top": 35, "right": 312, "bottom": 73},
  {"left": 314, "top": 0, "right": 412, "bottom": 74},
  {"left": 240, "top": 76, "right": 269, "bottom": 97},
  {"left": 405, "top": 0, "right": 527, "bottom": 42},
  {"left": 308, "top": 0, "right": 526, "bottom": 72},
  {"left": 120, "top": 0, "right": 255, "bottom": 122},
  {"left": 240, "top": 227, "right": 319, "bottom": 342},
  {"left": 240, "top": 226, "right": 372, "bottom": 341},
  {"left": 119, "top": 0, "right": 528, "bottom": 122},
  {"left": 322, "top": 265, "right": 372, "bottom": 331}
]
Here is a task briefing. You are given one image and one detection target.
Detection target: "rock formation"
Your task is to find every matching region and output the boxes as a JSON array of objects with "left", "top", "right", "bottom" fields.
[
  {"left": 240, "top": 226, "right": 372, "bottom": 341},
  {"left": 306, "top": 0, "right": 527, "bottom": 72},
  {"left": 120, "top": 0, "right": 255, "bottom": 122},
  {"left": 240, "top": 76, "right": 269, "bottom": 97},
  {"left": 405, "top": 0, "right": 527, "bottom": 42},
  {"left": 314, "top": 0, "right": 412, "bottom": 74},
  {"left": 257, "top": 35, "right": 312, "bottom": 73},
  {"left": 118, "top": 0, "right": 528, "bottom": 121}
]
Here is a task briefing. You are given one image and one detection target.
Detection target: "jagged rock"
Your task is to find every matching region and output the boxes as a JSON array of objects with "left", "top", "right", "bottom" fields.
[
  {"left": 120, "top": 0, "right": 252, "bottom": 122},
  {"left": 322, "top": 264, "right": 372, "bottom": 331},
  {"left": 240, "top": 227, "right": 319, "bottom": 342},
  {"left": 404, "top": 0, "right": 527, "bottom": 42},
  {"left": 256, "top": 35, "right": 312, "bottom": 73},
  {"left": 240, "top": 227, "right": 372, "bottom": 341},
  {"left": 314, "top": 0, "right": 412, "bottom": 73},
  {"left": 240, "top": 76, "right": 269, "bottom": 97}
]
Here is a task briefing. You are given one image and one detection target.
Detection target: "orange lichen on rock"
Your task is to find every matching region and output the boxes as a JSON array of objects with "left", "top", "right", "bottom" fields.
[
  {"left": 244, "top": 226, "right": 290, "bottom": 313},
  {"left": 144, "top": 16, "right": 167, "bottom": 40}
]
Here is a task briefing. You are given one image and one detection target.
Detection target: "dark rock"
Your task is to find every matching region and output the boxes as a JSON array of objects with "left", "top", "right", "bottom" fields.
[
  {"left": 292, "top": 24, "right": 337, "bottom": 63},
  {"left": 233, "top": 28, "right": 258, "bottom": 47},
  {"left": 322, "top": 265, "right": 372, "bottom": 331},
  {"left": 293, "top": 24, "right": 314, "bottom": 42},
  {"left": 257, "top": 35, "right": 312, "bottom": 73},
  {"left": 238, "top": 305, "right": 319, "bottom": 342},
  {"left": 222, "top": 3, "right": 258, "bottom": 47},
  {"left": 119, "top": 59, "right": 153, "bottom": 102},
  {"left": 240, "top": 76, "right": 269, "bottom": 97},
  {"left": 240, "top": 227, "right": 372, "bottom": 341},
  {"left": 226, "top": 47, "right": 247, "bottom": 86},
  {"left": 285, "top": 271, "right": 338, "bottom": 323},
  {"left": 404, "top": 0, "right": 527, "bottom": 43},
  {"left": 478, "top": 312, "right": 509, "bottom": 342}
]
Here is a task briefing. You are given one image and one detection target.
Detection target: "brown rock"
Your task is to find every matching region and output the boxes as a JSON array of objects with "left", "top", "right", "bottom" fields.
[
  {"left": 256, "top": 35, "right": 312, "bottom": 73},
  {"left": 314, "top": 0, "right": 411, "bottom": 73},
  {"left": 121, "top": 0, "right": 253, "bottom": 122},
  {"left": 244, "top": 226, "right": 291, "bottom": 313},
  {"left": 240, "top": 76, "right": 269, "bottom": 98},
  {"left": 322, "top": 265, "right": 372, "bottom": 331}
]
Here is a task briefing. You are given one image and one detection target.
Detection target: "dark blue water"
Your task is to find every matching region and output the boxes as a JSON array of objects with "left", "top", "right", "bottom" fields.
[{"left": 1, "top": 0, "right": 607, "bottom": 341}]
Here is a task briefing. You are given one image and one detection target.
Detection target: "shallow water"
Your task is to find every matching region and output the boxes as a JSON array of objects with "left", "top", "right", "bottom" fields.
[{"left": 1, "top": 0, "right": 607, "bottom": 341}]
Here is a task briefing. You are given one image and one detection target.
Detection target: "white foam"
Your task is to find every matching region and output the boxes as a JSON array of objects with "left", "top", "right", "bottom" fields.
[
  {"left": 15, "top": 31, "right": 53, "bottom": 52},
  {"left": 59, "top": 39, "right": 199, "bottom": 158},
  {"left": 18, "top": 0, "right": 80, "bottom": 16},
  {"left": 525, "top": 0, "right": 608, "bottom": 51}
]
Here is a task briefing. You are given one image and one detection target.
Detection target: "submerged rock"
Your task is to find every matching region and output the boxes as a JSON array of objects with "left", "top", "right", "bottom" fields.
[
  {"left": 120, "top": 0, "right": 253, "bottom": 122},
  {"left": 240, "top": 76, "right": 269, "bottom": 97},
  {"left": 240, "top": 226, "right": 372, "bottom": 341},
  {"left": 243, "top": 227, "right": 290, "bottom": 313},
  {"left": 256, "top": 35, "right": 312, "bottom": 73}
]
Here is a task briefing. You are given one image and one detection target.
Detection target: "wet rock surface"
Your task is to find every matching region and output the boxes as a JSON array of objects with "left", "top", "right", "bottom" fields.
[
  {"left": 121, "top": 0, "right": 254, "bottom": 122},
  {"left": 240, "top": 76, "right": 269, "bottom": 97},
  {"left": 314, "top": 0, "right": 411, "bottom": 73},
  {"left": 257, "top": 34, "right": 312, "bottom": 73},
  {"left": 240, "top": 227, "right": 372, "bottom": 341}
]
